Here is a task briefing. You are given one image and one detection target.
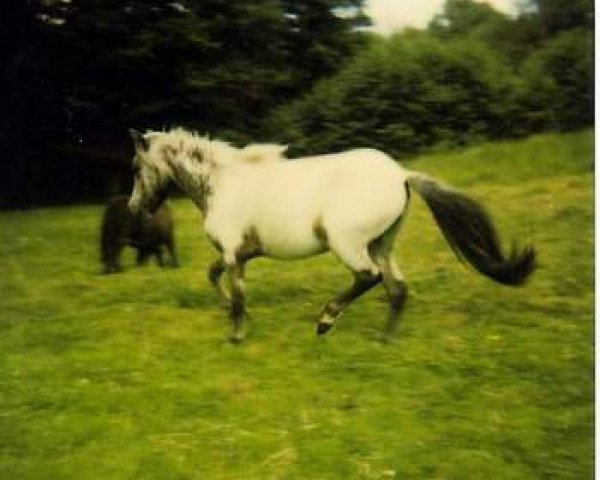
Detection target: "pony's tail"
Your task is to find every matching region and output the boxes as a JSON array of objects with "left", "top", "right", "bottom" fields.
[{"left": 406, "top": 172, "right": 536, "bottom": 286}]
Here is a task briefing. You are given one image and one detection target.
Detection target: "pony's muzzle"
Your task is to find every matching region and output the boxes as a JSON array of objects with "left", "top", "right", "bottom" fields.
[
  {"left": 127, "top": 197, "right": 140, "bottom": 216},
  {"left": 127, "top": 197, "right": 150, "bottom": 220}
]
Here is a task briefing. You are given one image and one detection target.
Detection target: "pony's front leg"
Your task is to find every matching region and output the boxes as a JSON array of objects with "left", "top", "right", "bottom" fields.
[{"left": 225, "top": 260, "right": 248, "bottom": 343}]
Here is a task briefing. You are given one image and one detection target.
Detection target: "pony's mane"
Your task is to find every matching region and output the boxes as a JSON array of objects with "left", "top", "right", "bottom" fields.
[
  {"left": 240, "top": 144, "right": 288, "bottom": 163},
  {"left": 146, "top": 127, "right": 287, "bottom": 166}
]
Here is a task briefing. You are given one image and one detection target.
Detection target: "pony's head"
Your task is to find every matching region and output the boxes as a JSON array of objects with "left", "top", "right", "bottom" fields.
[
  {"left": 127, "top": 127, "right": 288, "bottom": 216},
  {"left": 127, "top": 129, "right": 175, "bottom": 217}
]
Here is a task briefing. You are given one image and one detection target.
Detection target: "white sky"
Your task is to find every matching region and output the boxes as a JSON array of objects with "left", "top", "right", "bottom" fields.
[{"left": 364, "top": 0, "right": 519, "bottom": 34}]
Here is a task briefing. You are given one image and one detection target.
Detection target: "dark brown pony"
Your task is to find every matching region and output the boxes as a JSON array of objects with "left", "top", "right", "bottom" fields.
[{"left": 100, "top": 195, "right": 178, "bottom": 274}]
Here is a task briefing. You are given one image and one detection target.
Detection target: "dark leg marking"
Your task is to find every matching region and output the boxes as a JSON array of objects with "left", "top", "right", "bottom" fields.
[
  {"left": 227, "top": 261, "right": 247, "bottom": 343},
  {"left": 313, "top": 216, "right": 328, "bottom": 249},
  {"left": 237, "top": 226, "right": 263, "bottom": 261},
  {"left": 382, "top": 278, "right": 408, "bottom": 342},
  {"left": 217, "top": 228, "right": 267, "bottom": 343},
  {"left": 317, "top": 270, "right": 382, "bottom": 335},
  {"left": 208, "top": 257, "right": 226, "bottom": 285},
  {"left": 208, "top": 257, "right": 230, "bottom": 308},
  {"left": 366, "top": 200, "right": 410, "bottom": 342}
]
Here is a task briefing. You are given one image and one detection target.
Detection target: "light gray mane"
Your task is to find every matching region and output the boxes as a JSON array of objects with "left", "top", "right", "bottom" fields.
[{"left": 147, "top": 128, "right": 287, "bottom": 167}]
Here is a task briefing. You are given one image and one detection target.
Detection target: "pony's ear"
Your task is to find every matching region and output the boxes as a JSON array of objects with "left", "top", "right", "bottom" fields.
[{"left": 129, "top": 129, "right": 149, "bottom": 152}]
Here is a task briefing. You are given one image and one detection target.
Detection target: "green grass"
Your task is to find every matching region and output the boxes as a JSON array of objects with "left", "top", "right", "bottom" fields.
[{"left": 0, "top": 130, "right": 593, "bottom": 479}]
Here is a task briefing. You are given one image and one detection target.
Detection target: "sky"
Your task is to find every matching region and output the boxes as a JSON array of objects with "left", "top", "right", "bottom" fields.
[{"left": 364, "top": 0, "right": 519, "bottom": 35}]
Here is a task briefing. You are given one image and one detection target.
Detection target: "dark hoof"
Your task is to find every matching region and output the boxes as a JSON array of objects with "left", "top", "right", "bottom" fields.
[{"left": 316, "top": 322, "right": 333, "bottom": 335}]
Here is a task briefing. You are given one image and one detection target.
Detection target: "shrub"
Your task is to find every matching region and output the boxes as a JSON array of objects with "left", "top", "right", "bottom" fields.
[
  {"left": 518, "top": 28, "right": 593, "bottom": 132},
  {"left": 266, "top": 33, "right": 521, "bottom": 157}
]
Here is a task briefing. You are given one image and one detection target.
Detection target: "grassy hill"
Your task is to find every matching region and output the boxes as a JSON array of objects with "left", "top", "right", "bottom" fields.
[{"left": 0, "top": 130, "right": 593, "bottom": 479}]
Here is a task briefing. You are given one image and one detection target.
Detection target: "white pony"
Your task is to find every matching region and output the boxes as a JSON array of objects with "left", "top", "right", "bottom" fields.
[{"left": 127, "top": 128, "right": 535, "bottom": 343}]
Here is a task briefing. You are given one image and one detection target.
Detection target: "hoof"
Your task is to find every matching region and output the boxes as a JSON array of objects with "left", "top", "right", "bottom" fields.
[
  {"left": 229, "top": 331, "right": 246, "bottom": 344},
  {"left": 316, "top": 322, "right": 333, "bottom": 335}
]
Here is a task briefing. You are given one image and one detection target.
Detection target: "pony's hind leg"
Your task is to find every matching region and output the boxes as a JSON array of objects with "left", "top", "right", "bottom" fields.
[
  {"left": 136, "top": 248, "right": 151, "bottom": 266},
  {"left": 370, "top": 219, "right": 409, "bottom": 342},
  {"left": 154, "top": 247, "right": 165, "bottom": 267},
  {"left": 376, "top": 256, "right": 408, "bottom": 342},
  {"left": 225, "top": 260, "right": 248, "bottom": 343},
  {"left": 208, "top": 256, "right": 230, "bottom": 308},
  {"left": 102, "top": 243, "right": 124, "bottom": 274},
  {"left": 317, "top": 244, "right": 382, "bottom": 335}
]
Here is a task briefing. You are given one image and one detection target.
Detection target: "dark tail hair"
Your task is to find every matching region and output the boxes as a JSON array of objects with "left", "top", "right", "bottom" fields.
[{"left": 407, "top": 173, "right": 536, "bottom": 286}]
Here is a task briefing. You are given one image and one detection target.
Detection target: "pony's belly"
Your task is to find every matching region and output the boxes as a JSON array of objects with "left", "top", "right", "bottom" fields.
[
  {"left": 261, "top": 237, "right": 326, "bottom": 259},
  {"left": 258, "top": 226, "right": 327, "bottom": 259}
]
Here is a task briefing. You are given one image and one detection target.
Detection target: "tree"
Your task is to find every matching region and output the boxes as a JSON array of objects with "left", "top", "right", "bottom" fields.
[
  {"left": 428, "top": 0, "right": 543, "bottom": 65},
  {"left": 1, "top": 0, "right": 370, "bottom": 206},
  {"left": 513, "top": 0, "right": 593, "bottom": 131},
  {"left": 47, "top": 0, "right": 369, "bottom": 140},
  {"left": 518, "top": 0, "right": 593, "bottom": 35},
  {"left": 429, "top": 0, "right": 507, "bottom": 38},
  {"left": 280, "top": 0, "right": 370, "bottom": 92},
  {"left": 518, "top": 29, "right": 593, "bottom": 131},
  {"left": 0, "top": 0, "right": 75, "bottom": 206}
]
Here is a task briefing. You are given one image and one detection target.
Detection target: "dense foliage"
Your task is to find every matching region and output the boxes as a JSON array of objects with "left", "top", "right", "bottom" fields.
[
  {"left": 1, "top": 0, "right": 369, "bottom": 206},
  {"left": 266, "top": 34, "right": 522, "bottom": 156},
  {"left": 266, "top": 0, "right": 592, "bottom": 156},
  {"left": 518, "top": 29, "right": 593, "bottom": 132},
  {"left": 0, "top": 0, "right": 592, "bottom": 206}
]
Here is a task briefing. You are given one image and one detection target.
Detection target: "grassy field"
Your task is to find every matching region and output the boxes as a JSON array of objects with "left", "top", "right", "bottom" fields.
[{"left": 0, "top": 130, "right": 593, "bottom": 479}]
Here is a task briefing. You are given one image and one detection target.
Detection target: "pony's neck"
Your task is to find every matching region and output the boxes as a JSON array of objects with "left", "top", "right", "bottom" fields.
[
  {"left": 155, "top": 130, "right": 286, "bottom": 215},
  {"left": 169, "top": 154, "right": 214, "bottom": 215}
]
